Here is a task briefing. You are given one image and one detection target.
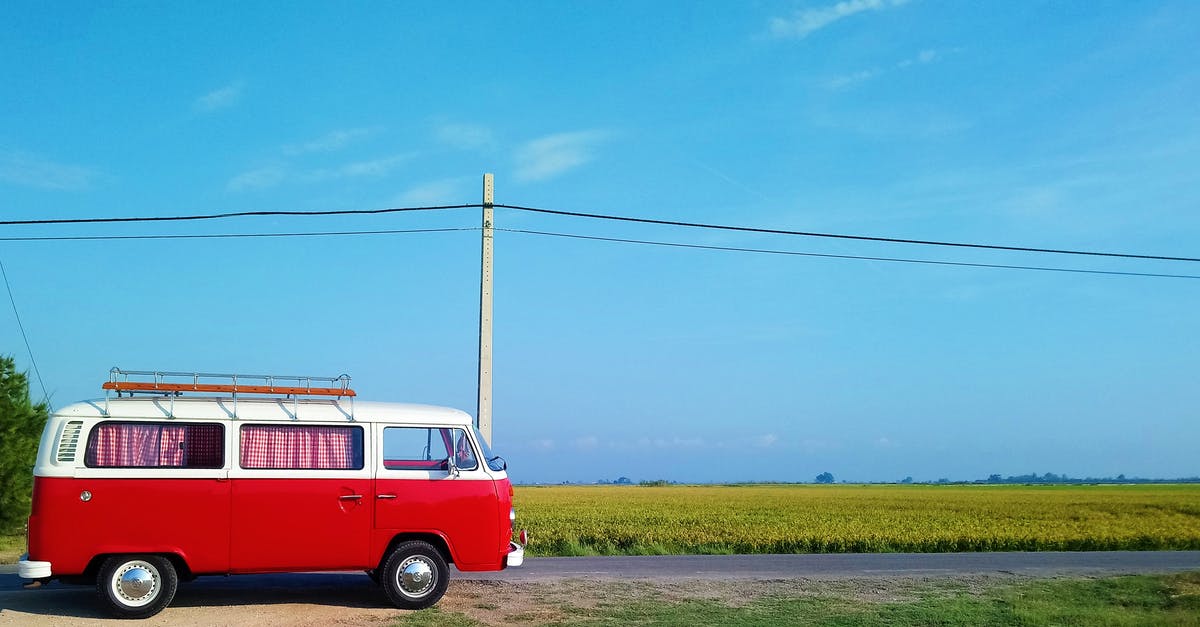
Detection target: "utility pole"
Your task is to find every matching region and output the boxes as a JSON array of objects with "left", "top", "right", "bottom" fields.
[{"left": 477, "top": 173, "right": 494, "bottom": 446}]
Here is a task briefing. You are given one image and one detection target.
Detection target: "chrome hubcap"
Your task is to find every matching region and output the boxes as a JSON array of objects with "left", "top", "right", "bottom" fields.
[
  {"left": 397, "top": 557, "right": 435, "bottom": 597},
  {"left": 114, "top": 563, "right": 157, "bottom": 605}
]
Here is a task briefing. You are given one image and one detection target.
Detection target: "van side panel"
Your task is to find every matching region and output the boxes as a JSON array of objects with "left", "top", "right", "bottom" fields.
[
  {"left": 372, "top": 477, "right": 500, "bottom": 571},
  {"left": 27, "top": 476, "right": 231, "bottom": 575},
  {"left": 230, "top": 478, "right": 371, "bottom": 572}
]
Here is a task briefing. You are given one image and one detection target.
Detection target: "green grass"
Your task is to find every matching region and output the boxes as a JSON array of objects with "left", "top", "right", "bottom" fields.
[
  {"left": 392, "top": 572, "right": 1200, "bottom": 626},
  {"left": 0, "top": 533, "right": 23, "bottom": 564}
]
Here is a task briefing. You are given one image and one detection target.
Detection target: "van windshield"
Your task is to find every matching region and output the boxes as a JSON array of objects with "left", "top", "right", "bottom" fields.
[{"left": 472, "top": 426, "right": 506, "bottom": 472}]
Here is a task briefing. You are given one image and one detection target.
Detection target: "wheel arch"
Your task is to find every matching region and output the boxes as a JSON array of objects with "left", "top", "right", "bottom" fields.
[
  {"left": 378, "top": 532, "right": 454, "bottom": 570},
  {"left": 83, "top": 551, "right": 194, "bottom": 583}
]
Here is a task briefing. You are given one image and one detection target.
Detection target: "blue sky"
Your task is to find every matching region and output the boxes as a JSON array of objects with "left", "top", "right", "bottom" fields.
[{"left": 2, "top": 1, "right": 1198, "bottom": 483}]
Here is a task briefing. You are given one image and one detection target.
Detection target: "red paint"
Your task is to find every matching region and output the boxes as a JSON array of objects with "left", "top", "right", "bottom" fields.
[
  {"left": 28, "top": 476, "right": 231, "bottom": 575},
  {"left": 373, "top": 476, "right": 500, "bottom": 570},
  {"left": 230, "top": 479, "right": 371, "bottom": 572},
  {"left": 27, "top": 473, "right": 513, "bottom": 575}
]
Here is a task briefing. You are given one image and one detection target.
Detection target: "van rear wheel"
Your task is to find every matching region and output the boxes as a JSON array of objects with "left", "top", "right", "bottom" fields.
[
  {"left": 96, "top": 555, "right": 178, "bottom": 619},
  {"left": 380, "top": 540, "right": 449, "bottom": 610}
]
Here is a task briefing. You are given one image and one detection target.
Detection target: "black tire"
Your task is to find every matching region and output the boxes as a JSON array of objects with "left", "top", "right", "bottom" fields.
[
  {"left": 380, "top": 540, "right": 449, "bottom": 610},
  {"left": 95, "top": 555, "right": 178, "bottom": 619}
]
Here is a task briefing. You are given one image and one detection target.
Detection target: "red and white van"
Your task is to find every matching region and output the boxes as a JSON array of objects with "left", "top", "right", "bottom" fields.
[{"left": 18, "top": 369, "right": 525, "bottom": 618}]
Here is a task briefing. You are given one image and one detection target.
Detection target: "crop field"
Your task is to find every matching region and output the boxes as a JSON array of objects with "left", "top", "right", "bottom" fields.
[{"left": 514, "top": 484, "right": 1200, "bottom": 556}]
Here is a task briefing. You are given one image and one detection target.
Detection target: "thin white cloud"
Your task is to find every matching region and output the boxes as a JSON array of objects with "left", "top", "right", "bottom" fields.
[
  {"left": 282, "top": 127, "right": 381, "bottom": 156},
  {"left": 828, "top": 48, "right": 945, "bottom": 90},
  {"left": 0, "top": 151, "right": 96, "bottom": 190},
  {"left": 754, "top": 434, "right": 780, "bottom": 448},
  {"left": 322, "top": 154, "right": 412, "bottom": 179},
  {"left": 573, "top": 435, "right": 600, "bottom": 450},
  {"left": 651, "top": 437, "right": 706, "bottom": 449},
  {"left": 194, "top": 82, "right": 244, "bottom": 112},
  {"left": 828, "top": 68, "right": 881, "bottom": 90},
  {"left": 529, "top": 439, "right": 555, "bottom": 451},
  {"left": 435, "top": 122, "right": 495, "bottom": 151},
  {"left": 769, "top": 0, "right": 910, "bottom": 39},
  {"left": 396, "top": 178, "right": 467, "bottom": 205},
  {"left": 227, "top": 164, "right": 287, "bottom": 191},
  {"left": 228, "top": 154, "right": 413, "bottom": 192},
  {"left": 896, "top": 49, "right": 939, "bottom": 68},
  {"left": 514, "top": 130, "right": 610, "bottom": 182}
]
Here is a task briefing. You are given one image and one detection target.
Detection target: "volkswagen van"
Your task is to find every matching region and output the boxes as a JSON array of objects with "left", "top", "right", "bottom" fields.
[{"left": 18, "top": 369, "right": 525, "bottom": 618}]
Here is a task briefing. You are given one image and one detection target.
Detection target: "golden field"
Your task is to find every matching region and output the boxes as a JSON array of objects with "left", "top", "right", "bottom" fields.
[{"left": 514, "top": 484, "right": 1200, "bottom": 556}]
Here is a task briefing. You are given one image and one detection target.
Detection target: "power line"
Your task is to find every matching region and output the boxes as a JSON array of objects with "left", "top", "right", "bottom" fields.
[
  {"left": 0, "top": 258, "right": 50, "bottom": 404},
  {"left": 0, "top": 204, "right": 475, "bottom": 226},
  {"left": 6, "top": 224, "right": 1197, "bottom": 279},
  {"left": 3, "top": 201, "right": 1197, "bottom": 264},
  {"left": 0, "top": 227, "right": 477, "bottom": 242},
  {"left": 496, "top": 204, "right": 1200, "bottom": 263},
  {"left": 498, "top": 228, "right": 1200, "bottom": 280}
]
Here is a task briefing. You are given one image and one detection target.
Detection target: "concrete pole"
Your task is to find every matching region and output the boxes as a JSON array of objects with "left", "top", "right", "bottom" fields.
[{"left": 477, "top": 173, "right": 494, "bottom": 445}]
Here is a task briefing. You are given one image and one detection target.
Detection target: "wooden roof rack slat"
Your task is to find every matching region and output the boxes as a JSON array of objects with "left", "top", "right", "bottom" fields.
[{"left": 104, "top": 368, "right": 356, "bottom": 398}]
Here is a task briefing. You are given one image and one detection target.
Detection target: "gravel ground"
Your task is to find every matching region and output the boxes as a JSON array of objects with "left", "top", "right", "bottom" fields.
[
  {"left": 3, "top": 551, "right": 1198, "bottom": 626},
  {"left": 0, "top": 573, "right": 1029, "bottom": 627}
]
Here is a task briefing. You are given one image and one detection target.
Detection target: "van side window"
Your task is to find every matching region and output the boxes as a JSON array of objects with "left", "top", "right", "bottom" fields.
[
  {"left": 240, "top": 424, "right": 364, "bottom": 470},
  {"left": 85, "top": 422, "right": 224, "bottom": 468},
  {"left": 383, "top": 427, "right": 477, "bottom": 471}
]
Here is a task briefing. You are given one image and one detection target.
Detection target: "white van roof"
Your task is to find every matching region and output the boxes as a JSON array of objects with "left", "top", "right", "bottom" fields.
[{"left": 55, "top": 397, "right": 473, "bottom": 426}]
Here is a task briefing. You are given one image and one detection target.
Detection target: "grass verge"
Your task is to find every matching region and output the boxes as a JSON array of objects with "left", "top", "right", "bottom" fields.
[
  {"left": 0, "top": 533, "right": 24, "bottom": 564},
  {"left": 391, "top": 572, "right": 1200, "bottom": 626}
]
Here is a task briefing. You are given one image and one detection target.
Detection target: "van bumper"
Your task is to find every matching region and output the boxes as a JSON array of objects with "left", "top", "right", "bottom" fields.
[
  {"left": 505, "top": 541, "right": 524, "bottom": 567},
  {"left": 18, "top": 554, "right": 52, "bottom": 579}
]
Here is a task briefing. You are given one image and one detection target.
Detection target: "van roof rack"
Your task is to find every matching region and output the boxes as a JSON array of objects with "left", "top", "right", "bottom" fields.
[{"left": 103, "top": 367, "right": 356, "bottom": 398}]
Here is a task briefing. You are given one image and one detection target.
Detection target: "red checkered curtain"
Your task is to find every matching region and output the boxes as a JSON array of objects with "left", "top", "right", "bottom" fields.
[
  {"left": 240, "top": 425, "right": 358, "bottom": 469},
  {"left": 88, "top": 423, "right": 161, "bottom": 467},
  {"left": 159, "top": 426, "right": 186, "bottom": 466},
  {"left": 86, "top": 423, "right": 225, "bottom": 468}
]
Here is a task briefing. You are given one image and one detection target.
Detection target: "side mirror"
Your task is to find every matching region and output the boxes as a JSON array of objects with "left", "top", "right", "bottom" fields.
[{"left": 445, "top": 456, "right": 460, "bottom": 478}]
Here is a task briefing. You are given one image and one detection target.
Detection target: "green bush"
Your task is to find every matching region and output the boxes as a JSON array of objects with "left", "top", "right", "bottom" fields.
[{"left": 0, "top": 356, "right": 49, "bottom": 534}]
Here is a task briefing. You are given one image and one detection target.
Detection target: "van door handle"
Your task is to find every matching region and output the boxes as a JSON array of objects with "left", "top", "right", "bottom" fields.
[
  {"left": 376, "top": 494, "right": 397, "bottom": 500},
  {"left": 339, "top": 494, "right": 363, "bottom": 501}
]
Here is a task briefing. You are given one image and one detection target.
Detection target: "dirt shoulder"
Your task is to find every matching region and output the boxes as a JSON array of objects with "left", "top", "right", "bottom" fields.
[{"left": 0, "top": 573, "right": 1025, "bottom": 627}]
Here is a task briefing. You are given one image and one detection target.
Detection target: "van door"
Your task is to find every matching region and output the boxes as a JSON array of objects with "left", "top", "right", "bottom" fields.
[
  {"left": 373, "top": 425, "right": 500, "bottom": 570},
  {"left": 229, "top": 423, "right": 372, "bottom": 572}
]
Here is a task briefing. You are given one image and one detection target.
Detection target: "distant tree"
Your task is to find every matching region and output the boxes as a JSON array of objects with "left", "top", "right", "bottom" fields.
[
  {"left": 615, "top": 476, "right": 632, "bottom": 485},
  {"left": 0, "top": 356, "right": 49, "bottom": 534},
  {"left": 815, "top": 472, "right": 834, "bottom": 484},
  {"left": 988, "top": 474, "right": 1003, "bottom": 483},
  {"left": 900, "top": 476, "right": 913, "bottom": 484}
]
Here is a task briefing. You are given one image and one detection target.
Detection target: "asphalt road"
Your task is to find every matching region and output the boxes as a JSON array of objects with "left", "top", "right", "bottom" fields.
[
  {"left": 3, "top": 551, "right": 1198, "bottom": 593},
  {"left": 460, "top": 551, "right": 1200, "bottom": 581}
]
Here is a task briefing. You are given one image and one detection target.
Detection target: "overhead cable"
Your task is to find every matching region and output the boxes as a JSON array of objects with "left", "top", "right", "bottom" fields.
[
  {"left": 496, "top": 204, "right": 1200, "bottom": 263},
  {"left": 0, "top": 258, "right": 50, "bottom": 403},
  {"left": 3, "top": 202, "right": 1196, "bottom": 263},
  {"left": 0, "top": 227, "right": 477, "bottom": 242},
  {"left": 0, "top": 204, "right": 474, "bottom": 226},
  {"left": 499, "top": 228, "right": 1200, "bottom": 281}
]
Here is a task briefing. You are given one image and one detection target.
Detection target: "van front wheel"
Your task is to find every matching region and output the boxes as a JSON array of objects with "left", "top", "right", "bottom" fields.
[
  {"left": 96, "top": 555, "right": 178, "bottom": 618},
  {"left": 381, "top": 541, "right": 449, "bottom": 610}
]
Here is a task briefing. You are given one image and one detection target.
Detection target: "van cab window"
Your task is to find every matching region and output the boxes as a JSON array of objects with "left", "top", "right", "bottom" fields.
[
  {"left": 383, "top": 427, "right": 477, "bottom": 471},
  {"left": 239, "top": 424, "right": 364, "bottom": 470},
  {"left": 85, "top": 422, "right": 224, "bottom": 468}
]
